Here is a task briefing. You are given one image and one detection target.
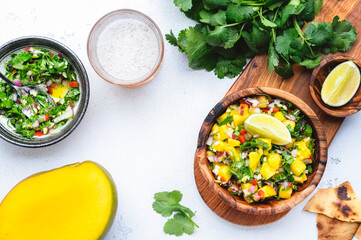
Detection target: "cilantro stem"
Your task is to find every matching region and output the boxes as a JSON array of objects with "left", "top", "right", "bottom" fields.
[
  {"left": 181, "top": 210, "right": 199, "bottom": 228},
  {"left": 293, "top": 17, "right": 316, "bottom": 57}
]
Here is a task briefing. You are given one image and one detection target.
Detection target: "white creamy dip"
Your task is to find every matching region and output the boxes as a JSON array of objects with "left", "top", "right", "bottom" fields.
[{"left": 96, "top": 18, "right": 159, "bottom": 82}]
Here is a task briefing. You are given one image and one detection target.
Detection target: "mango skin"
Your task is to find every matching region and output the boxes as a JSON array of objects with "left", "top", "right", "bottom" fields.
[{"left": 0, "top": 161, "right": 117, "bottom": 240}]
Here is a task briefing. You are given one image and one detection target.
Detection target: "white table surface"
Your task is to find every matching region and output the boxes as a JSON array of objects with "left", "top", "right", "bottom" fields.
[{"left": 1, "top": 1, "right": 360, "bottom": 239}]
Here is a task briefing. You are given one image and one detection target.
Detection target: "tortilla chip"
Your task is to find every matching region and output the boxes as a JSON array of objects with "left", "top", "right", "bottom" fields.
[
  {"left": 304, "top": 181, "right": 361, "bottom": 222},
  {"left": 316, "top": 214, "right": 360, "bottom": 240},
  {"left": 356, "top": 225, "right": 361, "bottom": 239}
]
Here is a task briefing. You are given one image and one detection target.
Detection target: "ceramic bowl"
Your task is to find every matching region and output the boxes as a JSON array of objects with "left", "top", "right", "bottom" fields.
[
  {"left": 0, "top": 36, "right": 90, "bottom": 148},
  {"left": 195, "top": 87, "right": 328, "bottom": 216}
]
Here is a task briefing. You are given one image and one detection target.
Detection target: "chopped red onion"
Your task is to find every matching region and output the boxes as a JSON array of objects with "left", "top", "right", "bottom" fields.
[
  {"left": 13, "top": 79, "right": 22, "bottom": 87},
  {"left": 285, "top": 114, "right": 296, "bottom": 121},
  {"left": 248, "top": 185, "right": 256, "bottom": 193},
  {"left": 240, "top": 109, "right": 244, "bottom": 116},
  {"left": 32, "top": 103, "right": 38, "bottom": 110},
  {"left": 21, "top": 89, "right": 29, "bottom": 96},
  {"left": 207, "top": 155, "right": 218, "bottom": 162}
]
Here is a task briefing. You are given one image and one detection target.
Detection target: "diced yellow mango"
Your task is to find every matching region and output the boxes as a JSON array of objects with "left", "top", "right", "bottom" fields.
[
  {"left": 260, "top": 163, "right": 277, "bottom": 180},
  {"left": 295, "top": 141, "right": 307, "bottom": 150},
  {"left": 211, "top": 141, "right": 228, "bottom": 152},
  {"left": 225, "top": 146, "right": 240, "bottom": 161},
  {"left": 228, "top": 138, "right": 240, "bottom": 147},
  {"left": 274, "top": 111, "right": 286, "bottom": 122},
  {"left": 258, "top": 138, "right": 272, "bottom": 150},
  {"left": 207, "top": 151, "right": 215, "bottom": 157},
  {"left": 279, "top": 186, "right": 292, "bottom": 199},
  {"left": 230, "top": 109, "right": 240, "bottom": 117},
  {"left": 283, "top": 119, "right": 295, "bottom": 130},
  {"left": 285, "top": 138, "right": 296, "bottom": 148},
  {"left": 217, "top": 112, "right": 229, "bottom": 124},
  {"left": 257, "top": 96, "right": 269, "bottom": 108},
  {"left": 294, "top": 173, "right": 307, "bottom": 184},
  {"left": 268, "top": 153, "right": 282, "bottom": 169},
  {"left": 241, "top": 183, "right": 257, "bottom": 191},
  {"left": 240, "top": 104, "right": 249, "bottom": 111},
  {"left": 218, "top": 125, "right": 229, "bottom": 141},
  {"left": 249, "top": 150, "right": 262, "bottom": 171},
  {"left": 211, "top": 124, "right": 219, "bottom": 135},
  {"left": 297, "top": 147, "right": 311, "bottom": 161},
  {"left": 233, "top": 112, "right": 249, "bottom": 126},
  {"left": 263, "top": 150, "right": 269, "bottom": 156},
  {"left": 217, "top": 164, "right": 232, "bottom": 182},
  {"left": 291, "top": 159, "right": 306, "bottom": 176},
  {"left": 259, "top": 185, "right": 276, "bottom": 198}
]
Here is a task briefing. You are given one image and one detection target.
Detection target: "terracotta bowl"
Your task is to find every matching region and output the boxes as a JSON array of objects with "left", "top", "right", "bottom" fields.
[
  {"left": 310, "top": 55, "right": 361, "bottom": 117},
  {"left": 194, "top": 87, "right": 328, "bottom": 216}
]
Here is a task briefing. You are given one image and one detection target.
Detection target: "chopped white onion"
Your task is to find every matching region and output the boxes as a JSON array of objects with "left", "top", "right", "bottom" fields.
[
  {"left": 206, "top": 136, "right": 214, "bottom": 146},
  {"left": 291, "top": 149, "right": 298, "bottom": 158},
  {"left": 54, "top": 106, "right": 73, "bottom": 123}
]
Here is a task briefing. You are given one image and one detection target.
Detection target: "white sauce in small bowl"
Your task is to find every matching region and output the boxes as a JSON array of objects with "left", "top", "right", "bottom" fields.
[{"left": 96, "top": 18, "right": 159, "bottom": 82}]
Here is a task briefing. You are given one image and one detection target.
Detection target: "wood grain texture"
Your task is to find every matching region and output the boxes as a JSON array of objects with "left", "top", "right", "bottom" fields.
[
  {"left": 194, "top": 0, "right": 361, "bottom": 225},
  {"left": 194, "top": 87, "right": 327, "bottom": 225},
  {"left": 310, "top": 55, "right": 361, "bottom": 117}
]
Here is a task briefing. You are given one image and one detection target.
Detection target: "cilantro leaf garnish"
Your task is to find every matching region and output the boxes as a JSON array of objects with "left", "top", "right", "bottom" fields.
[
  {"left": 153, "top": 190, "right": 199, "bottom": 236},
  {"left": 168, "top": 0, "right": 357, "bottom": 79}
]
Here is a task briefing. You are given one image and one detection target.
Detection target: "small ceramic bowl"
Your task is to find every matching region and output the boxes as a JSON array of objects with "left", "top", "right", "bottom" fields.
[
  {"left": 0, "top": 36, "right": 90, "bottom": 148},
  {"left": 195, "top": 87, "right": 328, "bottom": 216},
  {"left": 87, "top": 9, "right": 164, "bottom": 88},
  {"left": 309, "top": 55, "right": 361, "bottom": 117}
]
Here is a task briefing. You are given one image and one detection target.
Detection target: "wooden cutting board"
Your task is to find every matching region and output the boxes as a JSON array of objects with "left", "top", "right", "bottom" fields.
[{"left": 195, "top": 0, "right": 361, "bottom": 226}]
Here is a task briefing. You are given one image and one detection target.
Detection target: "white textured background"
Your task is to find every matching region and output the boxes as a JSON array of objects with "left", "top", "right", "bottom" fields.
[{"left": 1, "top": 1, "right": 360, "bottom": 239}]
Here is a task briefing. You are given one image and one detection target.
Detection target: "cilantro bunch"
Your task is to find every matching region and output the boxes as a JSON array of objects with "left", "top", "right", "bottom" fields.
[
  {"left": 167, "top": 0, "right": 357, "bottom": 79},
  {"left": 152, "top": 190, "right": 199, "bottom": 236}
]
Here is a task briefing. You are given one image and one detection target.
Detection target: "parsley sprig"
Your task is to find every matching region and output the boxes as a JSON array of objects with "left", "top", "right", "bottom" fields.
[
  {"left": 167, "top": 0, "right": 357, "bottom": 79},
  {"left": 152, "top": 190, "right": 199, "bottom": 236}
]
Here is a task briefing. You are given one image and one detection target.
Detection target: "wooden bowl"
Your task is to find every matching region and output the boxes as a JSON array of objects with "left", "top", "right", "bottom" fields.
[
  {"left": 194, "top": 87, "right": 328, "bottom": 222},
  {"left": 309, "top": 55, "right": 361, "bottom": 117}
]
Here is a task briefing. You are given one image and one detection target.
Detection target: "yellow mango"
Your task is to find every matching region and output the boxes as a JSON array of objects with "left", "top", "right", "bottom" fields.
[
  {"left": 259, "top": 185, "right": 276, "bottom": 198},
  {"left": 279, "top": 186, "right": 292, "bottom": 199},
  {"left": 295, "top": 141, "right": 307, "bottom": 150},
  {"left": 260, "top": 163, "right": 277, "bottom": 180},
  {"left": 274, "top": 111, "right": 286, "bottom": 122},
  {"left": 207, "top": 151, "right": 215, "bottom": 157},
  {"left": 233, "top": 112, "right": 249, "bottom": 126},
  {"left": 217, "top": 125, "right": 229, "bottom": 141},
  {"left": 258, "top": 138, "right": 272, "bottom": 150},
  {"left": 217, "top": 112, "right": 229, "bottom": 124},
  {"left": 291, "top": 159, "right": 306, "bottom": 176},
  {"left": 294, "top": 173, "right": 307, "bottom": 184},
  {"left": 230, "top": 109, "right": 240, "bottom": 117},
  {"left": 297, "top": 147, "right": 311, "bottom": 161},
  {"left": 228, "top": 138, "right": 240, "bottom": 147},
  {"left": 285, "top": 138, "right": 296, "bottom": 148},
  {"left": 211, "top": 141, "right": 228, "bottom": 152},
  {"left": 258, "top": 96, "right": 269, "bottom": 108},
  {"left": 225, "top": 146, "right": 240, "bottom": 161},
  {"left": 217, "top": 164, "right": 232, "bottom": 182},
  {"left": 0, "top": 161, "right": 117, "bottom": 240},
  {"left": 249, "top": 149, "right": 263, "bottom": 171},
  {"left": 283, "top": 119, "right": 295, "bottom": 130},
  {"left": 211, "top": 124, "right": 219, "bottom": 135},
  {"left": 263, "top": 150, "right": 269, "bottom": 156},
  {"left": 241, "top": 183, "right": 257, "bottom": 191},
  {"left": 268, "top": 153, "right": 282, "bottom": 169}
]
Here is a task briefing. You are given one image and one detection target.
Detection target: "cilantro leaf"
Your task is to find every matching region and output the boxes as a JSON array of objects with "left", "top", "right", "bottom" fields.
[
  {"left": 153, "top": 190, "right": 198, "bottom": 236},
  {"left": 164, "top": 213, "right": 195, "bottom": 237},
  {"left": 282, "top": 150, "right": 294, "bottom": 165},
  {"left": 184, "top": 27, "right": 210, "bottom": 64},
  {"left": 174, "top": 0, "right": 192, "bottom": 12},
  {"left": 165, "top": 30, "right": 178, "bottom": 47},
  {"left": 226, "top": 4, "right": 257, "bottom": 23},
  {"left": 214, "top": 56, "right": 246, "bottom": 79},
  {"left": 298, "top": 56, "right": 322, "bottom": 69},
  {"left": 304, "top": 22, "right": 333, "bottom": 46}
]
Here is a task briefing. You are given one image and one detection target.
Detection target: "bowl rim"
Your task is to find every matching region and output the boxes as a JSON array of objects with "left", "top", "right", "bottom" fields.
[
  {"left": 0, "top": 36, "right": 90, "bottom": 148},
  {"left": 195, "top": 87, "right": 328, "bottom": 215},
  {"left": 87, "top": 9, "right": 165, "bottom": 87},
  {"left": 309, "top": 55, "right": 361, "bottom": 117}
]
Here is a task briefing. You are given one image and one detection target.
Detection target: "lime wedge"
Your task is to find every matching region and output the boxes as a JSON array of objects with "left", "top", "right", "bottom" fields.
[
  {"left": 244, "top": 114, "right": 292, "bottom": 145},
  {"left": 321, "top": 61, "right": 360, "bottom": 107}
]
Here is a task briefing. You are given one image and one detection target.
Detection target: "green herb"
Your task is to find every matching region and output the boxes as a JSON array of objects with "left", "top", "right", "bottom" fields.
[
  {"left": 167, "top": 0, "right": 357, "bottom": 79},
  {"left": 219, "top": 114, "right": 233, "bottom": 126},
  {"left": 307, "top": 164, "right": 313, "bottom": 174},
  {"left": 152, "top": 190, "right": 199, "bottom": 237},
  {"left": 305, "top": 124, "right": 313, "bottom": 137},
  {"left": 240, "top": 138, "right": 269, "bottom": 150},
  {"left": 281, "top": 150, "right": 294, "bottom": 164}
]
